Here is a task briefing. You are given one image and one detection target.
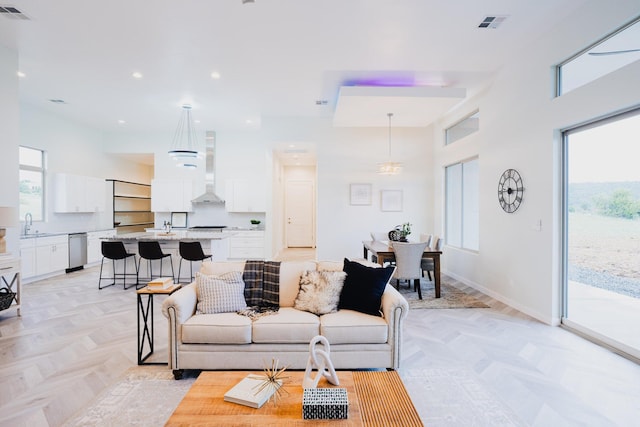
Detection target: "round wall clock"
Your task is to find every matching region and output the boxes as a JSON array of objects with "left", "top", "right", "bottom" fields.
[{"left": 498, "top": 169, "right": 524, "bottom": 213}]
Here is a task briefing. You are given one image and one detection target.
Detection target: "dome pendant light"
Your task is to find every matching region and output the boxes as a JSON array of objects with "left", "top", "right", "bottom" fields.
[
  {"left": 168, "top": 104, "right": 203, "bottom": 168},
  {"left": 377, "top": 112, "right": 403, "bottom": 175}
]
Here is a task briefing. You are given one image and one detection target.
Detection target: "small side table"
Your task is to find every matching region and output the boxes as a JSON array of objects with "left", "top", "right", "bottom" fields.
[
  {"left": 137, "top": 284, "right": 181, "bottom": 365},
  {"left": 0, "top": 257, "right": 21, "bottom": 318}
]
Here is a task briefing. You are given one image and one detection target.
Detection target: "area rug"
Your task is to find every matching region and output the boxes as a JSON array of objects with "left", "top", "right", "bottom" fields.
[
  {"left": 397, "top": 278, "right": 489, "bottom": 309},
  {"left": 62, "top": 365, "right": 523, "bottom": 427},
  {"left": 62, "top": 366, "right": 197, "bottom": 427}
]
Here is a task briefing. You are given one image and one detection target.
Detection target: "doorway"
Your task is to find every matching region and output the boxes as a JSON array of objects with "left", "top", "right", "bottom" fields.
[
  {"left": 283, "top": 166, "right": 316, "bottom": 248},
  {"left": 563, "top": 108, "right": 640, "bottom": 360}
]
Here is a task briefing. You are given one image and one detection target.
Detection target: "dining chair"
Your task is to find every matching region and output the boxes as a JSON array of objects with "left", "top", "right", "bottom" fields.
[
  {"left": 420, "top": 233, "right": 433, "bottom": 247},
  {"left": 421, "top": 237, "right": 442, "bottom": 281},
  {"left": 369, "top": 231, "right": 390, "bottom": 264},
  {"left": 391, "top": 241, "right": 429, "bottom": 300}
]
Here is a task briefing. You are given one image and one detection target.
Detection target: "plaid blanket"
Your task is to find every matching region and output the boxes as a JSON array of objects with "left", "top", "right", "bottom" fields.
[{"left": 243, "top": 260, "right": 281, "bottom": 308}]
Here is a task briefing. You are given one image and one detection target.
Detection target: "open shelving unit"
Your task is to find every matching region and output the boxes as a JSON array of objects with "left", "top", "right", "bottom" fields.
[{"left": 107, "top": 179, "right": 154, "bottom": 234}]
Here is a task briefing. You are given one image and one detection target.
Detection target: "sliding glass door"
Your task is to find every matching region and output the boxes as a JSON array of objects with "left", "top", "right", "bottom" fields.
[{"left": 563, "top": 108, "right": 640, "bottom": 359}]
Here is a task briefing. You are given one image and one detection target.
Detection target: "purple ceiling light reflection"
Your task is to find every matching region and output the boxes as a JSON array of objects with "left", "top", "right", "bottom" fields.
[{"left": 342, "top": 76, "right": 417, "bottom": 87}]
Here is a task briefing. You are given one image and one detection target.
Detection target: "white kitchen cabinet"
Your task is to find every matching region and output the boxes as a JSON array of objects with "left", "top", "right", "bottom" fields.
[
  {"left": 225, "top": 179, "right": 266, "bottom": 213},
  {"left": 35, "top": 235, "right": 69, "bottom": 276},
  {"left": 151, "top": 178, "right": 193, "bottom": 212},
  {"left": 54, "top": 173, "right": 106, "bottom": 213},
  {"left": 87, "top": 229, "right": 116, "bottom": 264},
  {"left": 19, "top": 239, "right": 36, "bottom": 279},
  {"left": 86, "top": 177, "right": 107, "bottom": 212},
  {"left": 228, "top": 230, "right": 265, "bottom": 259}
]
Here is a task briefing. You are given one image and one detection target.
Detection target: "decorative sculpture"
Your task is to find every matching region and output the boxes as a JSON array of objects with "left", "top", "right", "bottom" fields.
[{"left": 302, "top": 335, "right": 339, "bottom": 388}]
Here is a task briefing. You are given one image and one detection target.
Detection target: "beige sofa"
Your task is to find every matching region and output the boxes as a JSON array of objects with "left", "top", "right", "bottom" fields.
[{"left": 161, "top": 260, "right": 409, "bottom": 379}]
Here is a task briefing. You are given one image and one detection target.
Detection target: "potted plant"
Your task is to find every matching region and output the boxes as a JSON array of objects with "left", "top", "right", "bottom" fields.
[
  {"left": 400, "top": 222, "right": 411, "bottom": 241},
  {"left": 250, "top": 219, "right": 261, "bottom": 229}
]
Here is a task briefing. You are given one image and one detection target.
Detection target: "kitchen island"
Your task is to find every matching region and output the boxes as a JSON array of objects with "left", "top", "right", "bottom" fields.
[{"left": 106, "top": 230, "right": 237, "bottom": 282}]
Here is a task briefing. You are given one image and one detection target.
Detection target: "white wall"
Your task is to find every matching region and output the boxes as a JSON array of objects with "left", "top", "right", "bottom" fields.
[
  {"left": 104, "top": 117, "right": 433, "bottom": 261},
  {"left": 20, "top": 104, "right": 153, "bottom": 233},
  {"left": 0, "top": 44, "right": 20, "bottom": 253},
  {"left": 314, "top": 122, "right": 433, "bottom": 260},
  {"left": 432, "top": 1, "right": 640, "bottom": 325}
]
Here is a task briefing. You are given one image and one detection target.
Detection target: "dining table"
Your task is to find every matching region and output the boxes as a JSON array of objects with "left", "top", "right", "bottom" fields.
[{"left": 362, "top": 240, "right": 442, "bottom": 298}]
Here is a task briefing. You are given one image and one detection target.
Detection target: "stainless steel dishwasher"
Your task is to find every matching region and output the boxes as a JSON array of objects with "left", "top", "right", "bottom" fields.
[{"left": 67, "top": 232, "right": 87, "bottom": 273}]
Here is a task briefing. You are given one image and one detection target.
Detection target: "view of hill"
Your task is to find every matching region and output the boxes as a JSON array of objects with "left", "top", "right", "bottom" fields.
[{"left": 568, "top": 181, "right": 640, "bottom": 213}]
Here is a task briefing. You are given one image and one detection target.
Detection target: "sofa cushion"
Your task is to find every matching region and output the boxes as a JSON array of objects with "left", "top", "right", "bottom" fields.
[
  {"left": 182, "top": 312, "right": 252, "bottom": 344},
  {"left": 339, "top": 258, "right": 395, "bottom": 317},
  {"left": 279, "top": 261, "right": 318, "bottom": 307},
  {"left": 252, "top": 307, "right": 320, "bottom": 343},
  {"left": 200, "top": 260, "right": 247, "bottom": 276},
  {"left": 320, "top": 309, "right": 388, "bottom": 344},
  {"left": 294, "top": 270, "right": 346, "bottom": 315},
  {"left": 196, "top": 271, "right": 247, "bottom": 314}
]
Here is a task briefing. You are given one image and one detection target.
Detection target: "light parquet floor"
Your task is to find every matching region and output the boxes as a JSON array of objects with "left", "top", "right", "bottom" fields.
[{"left": 1, "top": 256, "right": 639, "bottom": 426}]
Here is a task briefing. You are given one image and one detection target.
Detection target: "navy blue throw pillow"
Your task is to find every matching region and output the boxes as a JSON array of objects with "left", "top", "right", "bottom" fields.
[{"left": 338, "top": 258, "right": 395, "bottom": 316}]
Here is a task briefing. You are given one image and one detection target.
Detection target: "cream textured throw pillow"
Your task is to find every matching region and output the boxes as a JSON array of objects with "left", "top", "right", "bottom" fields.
[
  {"left": 196, "top": 271, "right": 247, "bottom": 314},
  {"left": 294, "top": 270, "right": 347, "bottom": 315}
]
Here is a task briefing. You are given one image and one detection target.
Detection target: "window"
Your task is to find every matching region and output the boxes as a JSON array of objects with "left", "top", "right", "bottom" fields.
[
  {"left": 445, "top": 111, "right": 479, "bottom": 145},
  {"left": 557, "top": 17, "right": 640, "bottom": 96},
  {"left": 445, "top": 158, "right": 479, "bottom": 251},
  {"left": 19, "top": 146, "right": 45, "bottom": 221},
  {"left": 563, "top": 108, "right": 640, "bottom": 357}
]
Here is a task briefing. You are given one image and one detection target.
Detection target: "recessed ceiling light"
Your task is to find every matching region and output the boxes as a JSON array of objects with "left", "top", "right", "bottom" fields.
[
  {"left": 246, "top": 119, "right": 253, "bottom": 124},
  {"left": 16, "top": 71, "right": 25, "bottom": 78},
  {"left": 194, "top": 120, "right": 201, "bottom": 124},
  {"left": 132, "top": 72, "right": 143, "bottom": 79},
  {"left": 210, "top": 71, "right": 221, "bottom": 79},
  {"left": 289, "top": 144, "right": 295, "bottom": 148},
  {"left": 118, "top": 120, "right": 126, "bottom": 124}
]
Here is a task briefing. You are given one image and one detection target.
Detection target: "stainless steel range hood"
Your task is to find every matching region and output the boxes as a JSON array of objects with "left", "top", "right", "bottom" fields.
[{"left": 191, "top": 131, "right": 225, "bottom": 204}]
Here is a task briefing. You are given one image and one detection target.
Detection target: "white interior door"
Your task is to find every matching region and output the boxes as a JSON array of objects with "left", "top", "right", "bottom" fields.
[{"left": 285, "top": 180, "right": 314, "bottom": 247}]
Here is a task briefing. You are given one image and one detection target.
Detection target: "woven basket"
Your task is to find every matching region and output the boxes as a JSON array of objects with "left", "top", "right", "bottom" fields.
[{"left": 0, "top": 288, "right": 16, "bottom": 311}]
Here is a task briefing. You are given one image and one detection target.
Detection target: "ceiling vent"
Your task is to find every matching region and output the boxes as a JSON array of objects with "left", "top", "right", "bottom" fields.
[
  {"left": 0, "top": 5, "right": 30, "bottom": 20},
  {"left": 478, "top": 15, "right": 508, "bottom": 29}
]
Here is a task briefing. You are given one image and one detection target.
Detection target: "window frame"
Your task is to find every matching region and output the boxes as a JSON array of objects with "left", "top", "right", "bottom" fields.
[
  {"left": 19, "top": 146, "right": 46, "bottom": 222},
  {"left": 556, "top": 16, "right": 640, "bottom": 97},
  {"left": 445, "top": 157, "right": 479, "bottom": 251},
  {"left": 445, "top": 110, "right": 480, "bottom": 145}
]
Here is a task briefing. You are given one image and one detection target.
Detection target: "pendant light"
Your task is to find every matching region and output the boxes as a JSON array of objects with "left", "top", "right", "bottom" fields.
[
  {"left": 377, "top": 113, "right": 403, "bottom": 175},
  {"left": 168, "top": 104, "right": 203, "bottom": 168}
]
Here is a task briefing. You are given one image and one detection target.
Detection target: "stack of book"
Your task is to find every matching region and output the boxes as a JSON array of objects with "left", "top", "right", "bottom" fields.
[{"left": 147, "top": 277, "right": 174, "bottom": 290}]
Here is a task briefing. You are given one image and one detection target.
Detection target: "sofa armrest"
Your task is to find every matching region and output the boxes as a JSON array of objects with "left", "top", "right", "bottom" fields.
[
  {"left": 380, "top": 284, "right": 409, "bottom": 369},
  {"left": 162, "top": 283, "right": 197, "bottom": 371},
  {"left": 162, "top": 283, "right": 197, "bottom": 324}
]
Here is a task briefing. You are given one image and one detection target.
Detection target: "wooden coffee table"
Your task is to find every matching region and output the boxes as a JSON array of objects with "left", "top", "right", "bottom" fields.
[{"left": 165, "top": 370, "right": 423, "bottom": 426}]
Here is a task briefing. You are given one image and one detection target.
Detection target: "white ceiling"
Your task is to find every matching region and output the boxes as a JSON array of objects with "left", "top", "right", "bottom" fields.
[{"left": 1, "top": 0, "right": 589, "bottom": 135}]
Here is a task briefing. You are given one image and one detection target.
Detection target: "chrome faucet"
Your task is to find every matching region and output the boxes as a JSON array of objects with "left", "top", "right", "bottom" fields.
[{"left": 24, "top": 212, "right": 32, "bottom": 235}]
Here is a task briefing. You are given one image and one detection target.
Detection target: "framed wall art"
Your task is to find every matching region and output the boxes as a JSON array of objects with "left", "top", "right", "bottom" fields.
[
  {"left": 170, "top": 212, "right": 188, "bottom": 228},
  {"left": 350, "top": 183, "right": 372, "bottom": 206},
  {"left": 380, "top": 190, "right": 403, "bottom": 212}
]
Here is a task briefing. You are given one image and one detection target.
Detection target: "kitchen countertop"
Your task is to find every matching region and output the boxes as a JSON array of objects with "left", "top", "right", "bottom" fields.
[
  {"left": 20, "top": 232, "right": 69, "bottom": 239},
  {"left": 20, "top": 228, "right": 116, "bottom": 239},
  {"left": 106, "top": 231, "right": 238, "bottom": 241}
]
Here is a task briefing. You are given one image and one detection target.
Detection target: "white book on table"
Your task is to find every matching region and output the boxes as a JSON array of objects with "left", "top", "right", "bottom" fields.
[
  {"left": 147, "top": 277, "right": 174, "bottom": 289},
  {"left": 224, "top": 374, "right": 280, "bottom": 409}
]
